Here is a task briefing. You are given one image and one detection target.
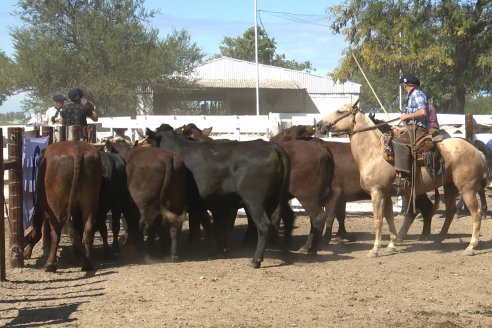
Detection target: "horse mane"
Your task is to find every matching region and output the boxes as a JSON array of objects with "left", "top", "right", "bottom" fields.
[{"left": 367, "top": 112, "right": 393, "bottom": 134}]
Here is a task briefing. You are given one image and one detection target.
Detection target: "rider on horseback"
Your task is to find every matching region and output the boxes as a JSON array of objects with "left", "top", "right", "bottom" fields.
[{"left": 391, "top": 74, "right": 430, "bottom": 190}]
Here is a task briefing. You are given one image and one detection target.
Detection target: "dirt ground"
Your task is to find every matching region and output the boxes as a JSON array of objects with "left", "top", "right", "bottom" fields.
[{"left": 1, "top": 190, "right": 492, "bottom": 328}]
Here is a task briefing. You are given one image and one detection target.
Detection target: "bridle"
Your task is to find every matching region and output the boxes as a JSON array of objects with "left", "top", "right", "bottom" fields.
[
  {"left": 319, "top": 104, "right": 400, "bottom": 136},
  {"left": 317, "top": 104, "right": 360, "bottom": 135}
]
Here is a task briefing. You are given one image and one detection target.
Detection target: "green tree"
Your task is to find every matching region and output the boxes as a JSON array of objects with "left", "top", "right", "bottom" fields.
[
  {"left": 465, "top": 94, "right": 492, "bottom": 114},
  {"left": 11, "top": 0, "right": 204, "bottom": 116},
  {"left": 219, "top": 26, "right": 313, "bottom": 72},
  {"left": 329, "top": 0, "right": 492, "bottom": 114},
  {"left": 0, "top": 51, "right": 16, "bottom": 105}
]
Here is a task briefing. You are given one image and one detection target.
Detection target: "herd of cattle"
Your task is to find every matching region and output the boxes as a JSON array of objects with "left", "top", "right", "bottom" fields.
[{"left": 21, "top": 121, "right": 491, "bottom": 272}]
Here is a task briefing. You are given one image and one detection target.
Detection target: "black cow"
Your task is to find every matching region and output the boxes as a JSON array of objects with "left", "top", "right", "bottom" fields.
[
  {"left": 146, "top": 124, "right": 290, "bottom": 268},
  {"left": 95, "top": 151, "right": 140, "bottom": 255}
]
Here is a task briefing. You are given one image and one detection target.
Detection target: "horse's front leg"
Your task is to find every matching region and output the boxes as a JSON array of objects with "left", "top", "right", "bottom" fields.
[
  {"left": 461, "top": 190, "right": 482, "bottom": 256},
  {"left": 368, "top": 193, "right": 385, "bottom": 258},
  {"left": 384, "top": 198, "right": 398, "bottom": 252}
]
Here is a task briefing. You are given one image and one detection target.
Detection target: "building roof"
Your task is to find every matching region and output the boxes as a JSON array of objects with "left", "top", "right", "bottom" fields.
[{"left": 192, "top": 56, "right": 361, "bottom": 94}]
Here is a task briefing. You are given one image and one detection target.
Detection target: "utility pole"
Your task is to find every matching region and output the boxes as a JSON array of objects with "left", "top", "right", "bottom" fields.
[{"left": 254, "top": 0, "right": 260, "bottom": 116}]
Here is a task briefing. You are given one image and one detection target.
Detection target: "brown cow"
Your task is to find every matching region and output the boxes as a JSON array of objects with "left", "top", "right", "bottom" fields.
[
  {"left": 177, "top": 123, "right": 213, "bottom": 141},
  {"left": 105, "top": 140, "right": 199, "bottom": 258},
  {"left": 24, "top": 141, "right": 102, "bottom": 272},
  {"left": 125, "top": 147, "right": 188, "bottom": 259}
]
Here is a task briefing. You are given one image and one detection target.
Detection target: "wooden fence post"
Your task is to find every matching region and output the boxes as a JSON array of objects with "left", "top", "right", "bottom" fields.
[
  {"left": 71, "top": 125, "right": 81, "bottom": 141},
  {"left": 40, "top": 126, "right": 54, "bottom": 144},
  {"left": 7, "top": 127, "right": 23, "bottom": 268},
  {"left": 86, "top": 124, "right": 97, "bottom": 143},
  {"left": 0, "top": 128, "right": 6, "bottom": 281},
  {"left": 465, "top": 114, "right": 474, "bottom": 141},
  {"left": 59, "top": 125, "right": 67, "bottom": 142}
]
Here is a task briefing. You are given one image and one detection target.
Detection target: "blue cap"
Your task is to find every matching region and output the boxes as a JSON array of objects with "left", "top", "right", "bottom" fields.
[
  {"left": 52, "top": 94, "right": 67, "bottom": 101},
  {"left": 68, "top": 88, "right": 84, "bottom": 100},
  {"left": 399, "top": 74, "right": 420, "bottom": 86}
]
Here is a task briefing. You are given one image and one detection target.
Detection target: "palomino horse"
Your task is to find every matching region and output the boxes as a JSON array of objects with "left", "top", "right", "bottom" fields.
[{"left": 316, "top": 101, "right": 487, "bottom": 257}]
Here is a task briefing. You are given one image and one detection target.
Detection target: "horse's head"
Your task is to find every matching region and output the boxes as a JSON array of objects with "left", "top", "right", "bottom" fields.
[{"left": 316, "top": 99, "right": 359, "bottom": 134}]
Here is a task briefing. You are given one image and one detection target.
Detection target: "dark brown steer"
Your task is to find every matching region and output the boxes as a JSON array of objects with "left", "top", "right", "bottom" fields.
[
  {"left": 177, "top": 123, "right": 335, "bottom": 254},
  {"left": 24, "top": 141, "right": 102, "bottom": 272},
  {"left": 147, "top": 124, "right": 290, "bottom": 268}
]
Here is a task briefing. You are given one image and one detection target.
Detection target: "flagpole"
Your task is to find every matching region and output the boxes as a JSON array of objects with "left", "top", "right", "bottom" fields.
[{"left": 254, "top": 0, "right": 260, "bottom": 116}]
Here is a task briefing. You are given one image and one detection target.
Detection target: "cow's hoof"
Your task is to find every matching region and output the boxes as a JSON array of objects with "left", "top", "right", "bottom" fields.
[
  {"left": 367, "top": 250, "right": 379, "bottom": 258},
  {"left": 250, "top": 259, "right": 261, "bottom": 269},
  {"left": 44, "top": 263, "right": 57, "bottom": 272},
  {"left": 170, "top": 255, "right": 180, "bottom": 262},
  {"left": 434, "top": 235, "right": 445, "bottom": 244},
  {"left": 394, "top": 237, "right": 404, "bottom": 245},
  {"left": 417, "top": 234, "right": 430, "bottom": 241},
  {"left": 463, "top": 248, "right": 475, "bottom": 256},
  {"left": 298, "top": 244, "right": 311, "bottom": 254},
  {"left": 81, "top": 263, "right": 95, "bottom": 271},
  {"left": 386, "top": 246, "right": 397, "bottom": 254}
]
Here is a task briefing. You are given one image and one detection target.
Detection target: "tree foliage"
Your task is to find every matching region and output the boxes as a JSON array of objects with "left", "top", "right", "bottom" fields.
[
  {"left": 329, "top": 0, "right": 492, "bottom": 114},
  {"left": 10, "top": 0, "right": 204, "bottom": 116},
  {"left": 219, "top": 26, "right": 314, "bottom": 72},
  {"left": 0, "top": 51, "right": 16, "bottom": 105}
]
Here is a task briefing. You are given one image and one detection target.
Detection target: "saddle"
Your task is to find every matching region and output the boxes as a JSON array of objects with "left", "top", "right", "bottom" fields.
[{"left": 382, "top": 129, "right": 444, "bottom": 176}]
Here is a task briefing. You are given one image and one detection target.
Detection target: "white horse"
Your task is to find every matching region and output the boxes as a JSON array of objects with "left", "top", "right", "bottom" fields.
[{"left": 317, "top": 101, "right": 487, "bottom": 257}]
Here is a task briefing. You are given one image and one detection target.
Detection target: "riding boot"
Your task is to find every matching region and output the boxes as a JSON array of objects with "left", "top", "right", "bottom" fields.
[{"left": 392, "top": 131, "right": 412, "bottom": 191}]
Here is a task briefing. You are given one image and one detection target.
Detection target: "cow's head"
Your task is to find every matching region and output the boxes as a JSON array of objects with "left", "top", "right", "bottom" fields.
[
  {"left": 145, "top": 128, "right": 161, "bottom": 147},
  {"left": 176, "top": 123, "right": 213, "bottom": 141}
]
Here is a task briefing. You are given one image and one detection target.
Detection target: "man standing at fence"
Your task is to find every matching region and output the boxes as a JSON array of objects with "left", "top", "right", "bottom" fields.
[
  {"left": 44, "top": 94, "right": 67, "bottom": 126},
  {"left": 60, "top": 88, "right": 98, "bottom": 126}
]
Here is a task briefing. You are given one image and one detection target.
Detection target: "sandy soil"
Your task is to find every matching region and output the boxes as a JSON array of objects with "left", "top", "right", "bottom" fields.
[{"left": 1, "top": 191, "right": 492, "bottom": 328}]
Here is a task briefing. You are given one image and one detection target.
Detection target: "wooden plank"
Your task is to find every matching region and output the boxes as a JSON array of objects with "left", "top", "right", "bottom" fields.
[
  {"left": 0, "top": 128, "right": 5, "bottom": 281},
  {"left": 7, "top": 128, "right": 23, "bottom": 269}
]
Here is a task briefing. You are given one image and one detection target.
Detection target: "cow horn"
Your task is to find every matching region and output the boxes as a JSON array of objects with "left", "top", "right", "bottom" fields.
[
  {"left": 135, "top": 128, "right": 146, "bottom": 138},
  {"left": 135, "top": 136, "right": 149, "bottom": 146}
]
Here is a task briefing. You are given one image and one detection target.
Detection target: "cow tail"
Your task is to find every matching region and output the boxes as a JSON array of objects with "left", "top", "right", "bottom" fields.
[
  {"left": 271, "top": 146, "right": 290, "bottom": 230},
  {"left": 158, "top": 155, "right": 182, "bottom": 223},
  {"left": 67, "top": 148, "right": 81, "bottom": 227},
  {"left": 159, "top": 155, "right": 173, "bottom": 205}
]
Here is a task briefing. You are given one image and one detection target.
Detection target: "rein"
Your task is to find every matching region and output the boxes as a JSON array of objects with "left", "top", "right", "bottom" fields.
[{"left": 330, "top": 116, "right": 400, "bottom": 137}]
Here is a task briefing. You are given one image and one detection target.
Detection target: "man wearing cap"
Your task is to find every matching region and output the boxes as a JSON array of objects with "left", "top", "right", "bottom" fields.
[
  {"left": 44, "top": 94, "right": 67, "bottom": 126},
  {"left": 391, "top": 74, "right": 430, "bottom": 190},
  {"left": 60, "top": 88, "right": 98, "bottom": 126}
]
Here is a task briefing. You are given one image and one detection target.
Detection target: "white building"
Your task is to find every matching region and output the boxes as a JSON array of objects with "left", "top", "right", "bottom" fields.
[{"left": 149, "top": 56, "right": 361, "bottom": 116}]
